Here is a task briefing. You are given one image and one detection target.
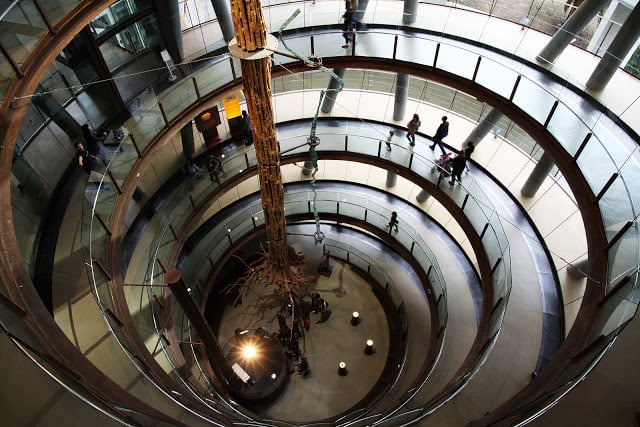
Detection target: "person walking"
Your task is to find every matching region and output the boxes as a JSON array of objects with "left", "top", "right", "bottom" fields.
[
  {"left": 241, "top": 110, "right": 253, "bottom": 146},
  {"left": 205, "top": 154, "right": 225, "bottom": 181},
  {"left": 449, "top": 152, "right": 467, "bottom": 185},
  {"left": 341, "top": 13, "right": 356, "bottom": 48},
  {"left": 82, "top": 123, "right": 110, "bottom": 166},
  {"left": 185, "top": 157, "right": 204, "bottom": 189},
  {"left": 429, "top": 116, "right": 449, "bottom": 155},
  {"left": 406, "top": 114, "right": 421, "bottom": 147},
  {"left": 387, "top": 211, "right": 399, "bottom": 233},
  {"left": 385, "top": 129, "right": 394, "bottom": 151}
]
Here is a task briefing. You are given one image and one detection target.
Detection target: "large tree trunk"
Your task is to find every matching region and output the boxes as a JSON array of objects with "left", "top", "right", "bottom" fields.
[{"left": 230, "top": 0, "right": 304, "bottom": 295}]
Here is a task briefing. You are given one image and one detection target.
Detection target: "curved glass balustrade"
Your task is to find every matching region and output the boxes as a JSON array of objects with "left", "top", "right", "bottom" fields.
[
  {"left": 76, "top": 29, "right": 636, "bottom": 425},
  {"left": 3, "top": 1, "right": 640, "bottom": 107},
  {"left": 145, "top": 191, "right": 439, "bottom": 425},
  {"left": 2, "top": 1, "right": 638, "bottom": 425},
  {"left": 80, "top": 114, "right": 511, "bottom": 423}
]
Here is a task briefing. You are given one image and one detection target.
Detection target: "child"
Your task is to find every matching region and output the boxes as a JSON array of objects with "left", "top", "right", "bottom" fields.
[{"left": 385, "top": 129, "right": 395, "bottom": 151}]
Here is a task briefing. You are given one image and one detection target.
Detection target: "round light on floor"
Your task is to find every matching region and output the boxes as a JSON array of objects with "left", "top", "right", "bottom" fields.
[
  {"left": 351, "top": 311, "right": 360, "bottom": 325},
  {"left": 338, "top": 361, "right": 348, "bottom": 376},
  {"left": 364, "top": 339, "right": 375, "bottom": 355}
]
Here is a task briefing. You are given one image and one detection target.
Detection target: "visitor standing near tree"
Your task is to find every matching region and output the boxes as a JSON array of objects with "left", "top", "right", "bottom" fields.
[{"left": 241, "top": 110, "right": 253, "bottom": 146}]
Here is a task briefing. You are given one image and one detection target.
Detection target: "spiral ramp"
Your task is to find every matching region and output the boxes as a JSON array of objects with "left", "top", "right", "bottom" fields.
[{"left": 0, "top": 1, "right": 639, "bottom": 426}]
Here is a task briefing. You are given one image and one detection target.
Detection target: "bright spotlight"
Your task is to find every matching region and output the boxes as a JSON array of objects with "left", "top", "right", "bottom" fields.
[{"left": 242, "top": 344, "right": 257, "bottom": 359}]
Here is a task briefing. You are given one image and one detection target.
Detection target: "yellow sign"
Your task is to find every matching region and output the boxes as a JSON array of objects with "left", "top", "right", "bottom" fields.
[{"left": 223, "top": 95, "right": 242, "bottom": 119}]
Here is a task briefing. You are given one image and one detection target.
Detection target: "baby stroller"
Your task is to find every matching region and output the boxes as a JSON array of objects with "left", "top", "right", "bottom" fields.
[{"left": 432, "top": 152, "right": 452, "bottom": 177}]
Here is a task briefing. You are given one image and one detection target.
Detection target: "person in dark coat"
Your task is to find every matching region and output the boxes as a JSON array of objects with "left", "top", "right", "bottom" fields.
[
  {"left": 82, "top": 124, "right": 109, "bottom": 166},
  {"left": 429, "top": 116, "right": 449, "bottom": 155},
  {"left": 75, "top": 142, "right": 95, "bottom": 175},
  {"left": 462, "top": 140, "right": 475, "bottom": 158},
  {"left": 449, "top": 153, "right": 467, "bottom": 185},
  {"left": 387, "top": 211, "right": 399, "bottom": 233},
  {"left": 241, "top": 110, "right": 253, "bottom": 146}
]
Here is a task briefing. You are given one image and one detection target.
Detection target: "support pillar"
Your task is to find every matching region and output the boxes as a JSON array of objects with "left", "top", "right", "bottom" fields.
[
  {"left": 355, "top": 0, "right": 371, "bottom": 21},
  {"left": 403, "top": 0, "right": 419, "bottom": 25},
  {"left": 32, "top": 85, "right": 83, "bottom": 140},
  {"left": 586, "top": 4, "right": 640, "bottom": 91},
  {"left": 211, "top": 0, "right": 235, "bottom": 42},
  {"left": 536, "top": 0, "right": 611, "bottom": 64},
  {"left": 416, "top": 189, "right": 430, "bottom": 203},
  {"left": 567, "top": 258, "right": 589, "bottom": 279},
  {"left": 181, "top": 122, "right": 195, "bottom": 158},
  {"left": 320, "top": 68, "right": 346, "bottom": 113},
  {"left": 521, "top": 152, "right": 555, "bottom": 197},
  {"left": 464, "top": 108, "right": 503, "bottom": 145},
  {"left": 393, "top": 73, "right": 409, "bottom": 121},
  {"left": 156, "top": 0, "right": 184, "bottom": 64},
  {"left": 165, "top": 269, "right": 231, "bottom": 383},
  {"left": 386, "top": 170, "right": 398, "bottom": 187}
]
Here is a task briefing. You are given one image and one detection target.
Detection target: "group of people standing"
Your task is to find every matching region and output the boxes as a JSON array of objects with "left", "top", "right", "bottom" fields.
[
  {"left": 75, "top": 124, "right": 110, "bottom": 176},
  {"left": 402, "top": 113, "right": 475, "bottom": 185}
]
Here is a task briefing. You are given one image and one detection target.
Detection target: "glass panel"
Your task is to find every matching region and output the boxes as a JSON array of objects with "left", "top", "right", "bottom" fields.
[
  {"left": 128, "top": 103, "right": 165, "bottom": 153},
  {"left": 99, "top": 15, "right": 161, "bottom": 72},
  {"left": 575, "top": 136, "right": 617, "bottom": 204},
  {"left": 161, "top": 79, "right": 198, "bottom": 123},
  {"left": 273, "top": 36, "right": 311, "bottom": 66},
  {"left": 475, "top": 57, "right": 519, "bottom": 99},
  {"left": 194, "top": 58, "right": 235, "bottom": 98},
  {"left": 354, "top": 32, "right": 396, "bottom": 59},
  {"left": 592, "top": 273, "right": 639, "bottom": 339},
  {"left": 89, "top": 0, "right": 152, "bottom": 37},
  {"left": 607, "top": 225, "right": 640, "bottom": 290},
  {"left": 546, "top": 103, "right": 593, "bottom": 157},
  {"left": 511, "top": 78, "right": 557, "bottom": 125},
  {"left": 395, "top": 35, "right": 438, "bottom": 67},
  {"left": 436, "top": 44, "right": 478, "bottom": 80},
  {"left": 1, "top": 0, "right": 47, "bottom": 67}
]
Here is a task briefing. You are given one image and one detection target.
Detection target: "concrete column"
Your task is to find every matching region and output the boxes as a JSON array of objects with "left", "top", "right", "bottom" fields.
[
  {"left": 416, "top": 189, "right": 429, "bottom": 203},
  {"left": 181, "top": 122, "right": 195, "bottom": 158},
  {"left": 32, "top": 85, "right": 83, "bottom": 140},
  {"left": 165, "top": 269, "right": 232, "bottom": 382},
  {"left": 355, "top": 0, "right": 370, "bottom": 21},
  {"left": 464, "top": 108, "right": 503, "bottom": 146},
  {"left": 521, "top": 152, "right": 555, "bottom": 197},
  {"left": 211, "top": 0, "right": 235, "bottom": 42},
  {"left": 386, "top": 171, "right": 398, "bottom": 187},
  {"left": 156, "top": 0, "right": 184, "bottom": 63},
  {"left": 586, "top": 4, "right": 640, "bottom": 91},
  {"left": 403, "top": 0, "right": 419, "bottom": 25},
  {"left": 320, "top": 68, "right": 346, "bottom": 113},
  {"left": 536, "top": 0, "right": 611, "bottom": 64},
  {"left": 393, "top": 73, "right": 409, "bottom": 121},
  {"left": 567, "top": 258, "right": 589, "bottom": 279}
]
